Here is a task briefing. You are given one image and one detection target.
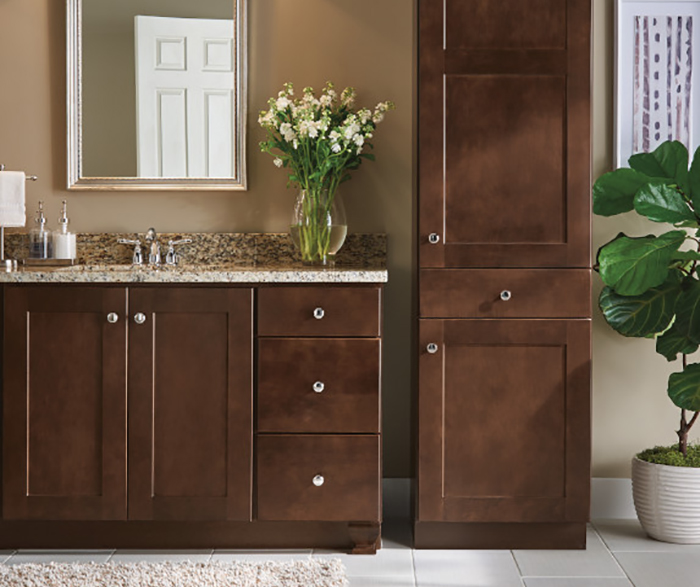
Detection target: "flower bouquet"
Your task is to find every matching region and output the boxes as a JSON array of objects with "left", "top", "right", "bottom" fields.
[{"left": 259, "top": 82, "right": 393, "bottom": 265}]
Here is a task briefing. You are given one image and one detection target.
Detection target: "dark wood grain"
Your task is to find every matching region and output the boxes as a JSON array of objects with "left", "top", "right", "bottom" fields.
[
  {"left": 417, "top": 319, "right": 591, "bottom": 523},
  {"left": 258, "top": 286, "right": 381, "bottom": 337},
  {"left": 3, "top": 286, "right": 128, "bottom": 520},
  {"left": 420, "top": 269, "right": 591, "bottom": 318},
  {"left": 258, "top": 338, "right": 380, "bottom": 434},
  {"left": 257, "top": 435, "right": 380, "bottom": 522},
  {"left": 418, "top": 0, "right": 591, "bottom": 268},
  {"left": 445, "top": 0, "right": 567, "bottom": 50},
  {"left": 128, "top": 288, "right": 253, "bottom": 521}
]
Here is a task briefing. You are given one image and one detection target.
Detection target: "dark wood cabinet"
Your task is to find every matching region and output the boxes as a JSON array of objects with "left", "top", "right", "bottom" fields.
[
  {"left": 1, "top": 282, "right": 383, "bottom": 552},
  {"left": 419, "top": 0, "right": 591, "bottom": 269},
  {"left": 127, "top": 288, "right": 253, "bottom": 521},
  {"left": 2, "top": 286, "right": 253, "bottom": 523},
  {"left": 418, "top": 320, "right": 590, "bottom": 524},
  {"left": 417, "top": 0, "right": 592, "bottom": 549},
  {"left": 3, "top": 286, "right": 128, "bottom": 521}
]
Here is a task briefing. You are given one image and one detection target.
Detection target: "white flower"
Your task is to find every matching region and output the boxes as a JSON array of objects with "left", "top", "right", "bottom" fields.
[
  {"left": 276, "top": 96, "right": 291, "bottom": 110},
  {"left": 372, "top": 112, "right": 385, "bottom": 124},
  {"left": 280, "top": 122, "right": 296, "bottom": 142},
  {"left": 344, "top": 123, "right": 361, "bottom": 141},
  {"left": 320, "top": 95, "right": 332, "bottom": 107},
  {"left": 273, "top": 158, "right": 283, "bottom": 168},
  {"left": 359, "top": 109, "right": 372, "bottom": 124},
  {"left": 331, "top": 143, "right": 342, "bottom": 154},
  {"left": 354, "top": 134, "right": 365, "bottom": 147},
  {"left": 329, "top": 130, "right": 341, "bottom": 142}
]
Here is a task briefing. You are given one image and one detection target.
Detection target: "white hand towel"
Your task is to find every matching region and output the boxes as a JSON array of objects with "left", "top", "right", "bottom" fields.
[{"left": 0, "top": 171, "right": 26, "bottom": 227}]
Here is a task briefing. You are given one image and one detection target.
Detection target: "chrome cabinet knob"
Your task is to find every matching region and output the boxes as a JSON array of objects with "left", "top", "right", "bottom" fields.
[
  {"left": 134, "top": 312, "right": 147, "bottom": 324},
  {"left": 313, "top": 475, "right": 325, "bottom": 487},
  {"left": 427, "top": 343, "right": 439, "bottom": 354},
  {"left": 313, "top": 307, "right": 325, "bottom": 320},
  {"left": 428, "top": 233, "right": 440, "bottom": 244},
  {"left": 107, "top": 312, "right": 119, "bottom": 324},
  {"left": 313, "top": 381, "right": 325, "bottom": 393},
  {"left": 500, "top": 290, "right": 512, "bottom": 302}
]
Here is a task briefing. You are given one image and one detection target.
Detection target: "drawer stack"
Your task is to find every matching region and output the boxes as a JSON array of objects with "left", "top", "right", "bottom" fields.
[{"left": 256, "top": 286, "right": 382, "bottom": 551}]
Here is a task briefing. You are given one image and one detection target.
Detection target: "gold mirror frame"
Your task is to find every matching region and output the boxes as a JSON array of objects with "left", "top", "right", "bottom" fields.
[{"left": 66, "top": 0, "right": 247, "bottom": 191}]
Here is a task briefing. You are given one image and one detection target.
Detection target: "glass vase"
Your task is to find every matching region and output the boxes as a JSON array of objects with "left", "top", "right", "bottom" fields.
[{"left": 290, "top": 188, "right": 347, "bottom": 266}]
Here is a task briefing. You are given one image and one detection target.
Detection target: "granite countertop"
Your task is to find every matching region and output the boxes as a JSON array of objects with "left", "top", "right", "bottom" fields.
[
  {"left": 0, "top": 232, "right": 388, "bottom": 284},
  {"left": 0, "top": 262, "right": 387, "bottom": 284}
]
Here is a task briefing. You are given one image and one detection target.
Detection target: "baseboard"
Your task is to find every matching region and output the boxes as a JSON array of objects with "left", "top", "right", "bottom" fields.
[{"left": 383, "top": 477, "right": 637, "bottom": 520}]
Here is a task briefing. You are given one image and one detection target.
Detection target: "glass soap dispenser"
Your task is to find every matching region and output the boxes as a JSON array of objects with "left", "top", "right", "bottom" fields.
[
  {"left": 53, "top": 200, "right": 76, "bottom": 260},
  {"left": 29, "top": 200, "right": 53, "bottom": 259}
]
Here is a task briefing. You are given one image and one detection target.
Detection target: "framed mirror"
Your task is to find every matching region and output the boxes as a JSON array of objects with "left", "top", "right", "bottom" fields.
[{"left": 67, "top": 0, "right": 247, "bottom": 190}]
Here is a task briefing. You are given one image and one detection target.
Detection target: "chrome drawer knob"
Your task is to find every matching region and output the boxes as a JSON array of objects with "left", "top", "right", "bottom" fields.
[
  {"left": 107, "top": 312, "right": 119, "bottom": 324},
  {"left": 134, "top": 312, "right": 147, "bottom": 324},
  {"left": 427, "top": 343, "right": 439, "bottom": 354},
  {"left": 428, "top": 233, "right": 440, "bottom": 244},
  {"left": 313, "top": 381, "right": 325, "bottom": 393},
  {"left": 313, "top": 307, "right": 325, "bottom": 320},
  {"left": 313, "top": 475, "right": 325, "bottom": 487},
  {"left": 500, "top": 290, "right": 512, "bottom": 302}
]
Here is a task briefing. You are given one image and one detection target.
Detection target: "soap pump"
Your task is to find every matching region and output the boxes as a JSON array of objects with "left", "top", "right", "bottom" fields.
[
  {"left": 29, "top": 201, "right": 53, "bottom": 259},
  {"left": 53, "top": 200, "right": 76, "bottom": 260}
]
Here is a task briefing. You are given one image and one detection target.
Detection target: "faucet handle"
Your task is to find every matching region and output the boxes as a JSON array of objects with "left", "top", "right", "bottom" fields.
[
  {"left": 165, "top": 238, "right": 192, "bottom": 266},
  {"left": 117, "top": 238, "right": 143, "bottom": 266}
]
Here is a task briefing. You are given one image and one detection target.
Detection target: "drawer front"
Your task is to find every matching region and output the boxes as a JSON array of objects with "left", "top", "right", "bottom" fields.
[
  {"left": 257, "top": 435, "right": 380, "bottom": 522},
  {"left": 420, "top": 269, "right": 591, "bottom": 318},
  {"left": 257, "top": 287, "right": 381, "bottom": 337},
  {"left": 258, "top": 339, "right": 380, "bottom": 433}
]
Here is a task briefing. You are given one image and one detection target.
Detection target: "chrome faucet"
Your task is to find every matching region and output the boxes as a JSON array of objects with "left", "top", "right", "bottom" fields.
[{"left": 144, "top": 227, "right": 161, "bottom": 266}]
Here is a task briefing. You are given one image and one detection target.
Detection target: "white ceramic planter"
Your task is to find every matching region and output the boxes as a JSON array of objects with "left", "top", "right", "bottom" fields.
[{"left": 632, "top": 456, "right": 700, "bottom": 543}]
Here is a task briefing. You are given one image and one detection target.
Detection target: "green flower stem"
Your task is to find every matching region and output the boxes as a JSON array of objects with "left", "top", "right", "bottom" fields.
[{"left": 295, "top": 186, "right": 338, "bottom": 264}]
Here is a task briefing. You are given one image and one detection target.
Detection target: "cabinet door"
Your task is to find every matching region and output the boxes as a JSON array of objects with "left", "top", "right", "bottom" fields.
[
  {"left": 418, "top": 319, "right": 590, "bottom": 522},
  {"left": 128, "top": 287, "right": 253, "bottom": 521},
  {"left": 3, "top": 286, "right": 127, "bottom": 520},
  {"left": 419, "top": 0, "right": 591, "bottom": 268}
]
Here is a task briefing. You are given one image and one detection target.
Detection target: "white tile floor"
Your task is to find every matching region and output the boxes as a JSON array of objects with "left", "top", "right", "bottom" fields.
[{"left": 0, "top": 518, "right": 694, "bottom": 586}]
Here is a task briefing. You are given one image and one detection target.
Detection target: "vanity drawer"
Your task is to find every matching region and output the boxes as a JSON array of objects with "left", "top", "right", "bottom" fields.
[
  {"left": 258, "top": 339, "right": 380, "bottom": 433},
  {"left": 420, "top": 269, "right": 591, "bottom": 318},
  {"left": 256, "top": 435, "right": 380, "bottom": 522},
  {"left": 257, "top": 287, "right": 381, "bottom": 337}
]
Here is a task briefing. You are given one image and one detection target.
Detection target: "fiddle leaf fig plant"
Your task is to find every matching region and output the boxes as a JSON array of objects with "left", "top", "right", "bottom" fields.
[{"left": 594, "top": 140, "right": 700, "bottom": 457}]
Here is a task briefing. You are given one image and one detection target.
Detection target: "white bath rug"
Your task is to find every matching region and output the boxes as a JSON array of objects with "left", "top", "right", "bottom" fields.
[{"left": 0, "top": 559, "right": 349, "bottom": 586}]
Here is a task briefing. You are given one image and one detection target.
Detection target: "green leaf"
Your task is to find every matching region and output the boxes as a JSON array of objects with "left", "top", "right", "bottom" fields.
[
  {"left": 674, "top": 280, "right": 700, "bottom": 344},
  {"left": 593, "top": 168, "right": 654, "bottom": 216},
  {"left": 657, "top": 326, "right": 699, "bottom": 361},
  {"left": 690, "top": 146, "right": 700, "bottom": 208},
  {"left": 668, "top": 363, "right": 700, "bottom": 411},
  {"left": 633, "top": 183, "right": 696, "bottom": 224},
  {"left": 597, "top": 230, "right": 687, "bottom": 295},
  {"left": 629, "top": 141, "right": 689, "bottom": 192},
  {"left": 673, "top": 250, "right": 700, "bottom": 261},
  {"left": 599, "top": 275, "right": 682, "bottom": 337}
]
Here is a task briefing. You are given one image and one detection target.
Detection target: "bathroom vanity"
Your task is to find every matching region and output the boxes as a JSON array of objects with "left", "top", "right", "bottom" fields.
[{"left": 0, "top": 236, "right": 386, "bottom": 553}]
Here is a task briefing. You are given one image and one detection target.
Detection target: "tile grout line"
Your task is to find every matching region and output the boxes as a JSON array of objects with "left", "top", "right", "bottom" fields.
[
  {"left": 591, "top": 523, "right": 639, "bottom": 586},
  {"left": 509, "top": 549, "right": 527, "bottom": 586}
]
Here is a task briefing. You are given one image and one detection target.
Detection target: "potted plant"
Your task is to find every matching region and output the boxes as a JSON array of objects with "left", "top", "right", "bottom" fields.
[
  {"left": 258, "top": 82, "right": 394, "bottom": 266},
  {"left": 594, "top": 139, "right": 700, "bottom": 543}
]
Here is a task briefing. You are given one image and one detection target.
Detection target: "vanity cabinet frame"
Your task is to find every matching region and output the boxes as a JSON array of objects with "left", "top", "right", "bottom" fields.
[{"left": 0, "top": 282, "right": 384, "bottom": 552}]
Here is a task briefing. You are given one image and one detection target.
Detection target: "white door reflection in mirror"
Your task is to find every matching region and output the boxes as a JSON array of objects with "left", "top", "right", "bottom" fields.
[{"left": 135, "top": 16, "right": 235, "bottom": 178}]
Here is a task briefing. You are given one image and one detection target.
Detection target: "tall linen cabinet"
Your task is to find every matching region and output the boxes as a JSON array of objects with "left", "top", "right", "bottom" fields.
[{"left": 416, "top": 0, "right": 592, "bottom": 549}]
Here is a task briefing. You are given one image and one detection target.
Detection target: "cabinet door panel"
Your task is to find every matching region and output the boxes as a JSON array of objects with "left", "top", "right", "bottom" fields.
[
  {"left": 419, "top": 0, "right": 591, "bottom": 268},
  {"left": 3, "top": 286, "right": 127, "bottom": 520},
  {"left": 445, "top": 0, "right": 567, "bottom": 50},
  {"left": 128, "top": 288, "right": 253, "bottom": 521},
  {"left": 418, "top": 319, "right": 590, "bottom": 523}
]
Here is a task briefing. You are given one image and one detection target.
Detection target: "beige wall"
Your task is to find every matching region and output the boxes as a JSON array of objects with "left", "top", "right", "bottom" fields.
[{"left": 0, "top": 0, "right": 687, "bottom": 479}]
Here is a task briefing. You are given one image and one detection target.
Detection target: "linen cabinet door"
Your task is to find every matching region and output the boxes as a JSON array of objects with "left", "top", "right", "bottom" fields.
[
  {"left": 3, "top": 285, "right": 128, "bottom": 520},
  {"left": 128, "top": 287, "right": 253, "bottom": 521},
  {"left": 417, "top": 319, "right": 590, "bottom": 523},
  {"left": 418, "top": 0, "right": 591, "bottom": 268}
]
